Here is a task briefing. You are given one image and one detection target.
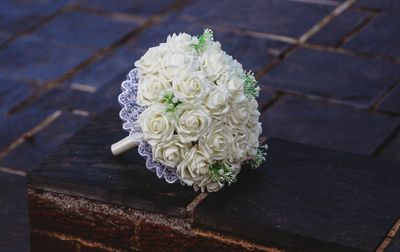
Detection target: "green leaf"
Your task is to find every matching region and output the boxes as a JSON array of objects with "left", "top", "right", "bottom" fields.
[
  {"left": 162, "top": 92, "right": 182, "bottom": 114},
  {"left": 247, "top": 144, "right": 268, "bottom": 169},
  {"left": 193, "top": 28, "right": 214, "bottom": 52},
  {"left": 243, "top": 70, "right": 260, "bottom": 98}
]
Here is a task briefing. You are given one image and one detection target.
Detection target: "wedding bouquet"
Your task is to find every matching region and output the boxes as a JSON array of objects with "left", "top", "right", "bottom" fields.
[{"left": 112, "top": 29, "right": 267, "bottom": 192}]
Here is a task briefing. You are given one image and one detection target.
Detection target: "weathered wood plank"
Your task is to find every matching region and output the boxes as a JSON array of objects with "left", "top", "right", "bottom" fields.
[
  {"left": 0, "top": 173, "right": 29, "bottom": 252},
  {"left": 27, "top": 107, "right": 198, "bottom": 218},
  {"left": 193, "top": 138, "right": 400, "bottom": 252}
]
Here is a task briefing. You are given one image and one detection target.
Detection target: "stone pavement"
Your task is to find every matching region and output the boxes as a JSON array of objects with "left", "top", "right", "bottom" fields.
[{"left": 0, "top": 0, "right": 399, "bottom": 251}]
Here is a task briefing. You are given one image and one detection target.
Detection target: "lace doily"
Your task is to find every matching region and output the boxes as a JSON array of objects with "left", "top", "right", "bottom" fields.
[{"left": 118, "top": 69, "right": 181, "bottom": 184}]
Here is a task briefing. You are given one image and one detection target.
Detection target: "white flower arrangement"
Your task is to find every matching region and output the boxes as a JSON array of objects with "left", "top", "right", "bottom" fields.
[{"left": 112, "top": 29, "right": 267, "bottom": 192}]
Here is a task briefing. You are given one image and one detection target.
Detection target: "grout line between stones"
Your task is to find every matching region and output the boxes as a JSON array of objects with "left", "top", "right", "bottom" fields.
[
  {"left": 260, "top": 91, "right": 285, "bottom": 114},
  {"left": 69, "top": 109, "right": 93, "bottom": 117},
  {"left": 370, "top": 80, "right": 400, "bottom": 111},
  {"left": 260, "top": 85, "right": 400, "bottom": 118},
  {"left": 254, "top": 0, "right": 357, "bottom": 80},
  {"left": 371, "top": 124, "right": 400, "bottom": 157},
  {"left": 70, "top": 83, "right": 97, "bottom": 93},
  {"left": 376, "top": 218, "right": 400, "bottom": 252},
  {"left": 204, "top": 21, "right": 400, "bottom": 65},
  {"left": 0, "top": 110, "right": 62, "bottom": 160},
  {"left": 299, "top": 0, "right": 358, "bottom": 43},
  {"left": 256, "top": 45, "right": 298, "bottom": 79},
  {"left": 7, "top": 0, "right": 193, "bottom": 115},
  {"left": 180, "top": 3, "right": 400, "bottom": 66},
  {"left": 334, "top": 12, "right": 377, "bottom": 48},
  {"left": 0, "top": 166, "right": 27, "bottom": 177},
  {"left": 301, "top": 42, "right": 400, "bottom": 64}
]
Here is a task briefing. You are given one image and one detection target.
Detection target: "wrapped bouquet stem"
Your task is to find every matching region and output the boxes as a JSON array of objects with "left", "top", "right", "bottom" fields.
[
  {"left": 111, "top": 29, "right": 267, "bottom": 192},
  {"left": 111, "top": 133, "right": 142, "bottom": 156}
]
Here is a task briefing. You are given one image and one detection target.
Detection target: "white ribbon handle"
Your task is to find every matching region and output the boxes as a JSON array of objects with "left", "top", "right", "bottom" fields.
[{"left": 111, "top": 133, "right": 143, "bottom": 156}]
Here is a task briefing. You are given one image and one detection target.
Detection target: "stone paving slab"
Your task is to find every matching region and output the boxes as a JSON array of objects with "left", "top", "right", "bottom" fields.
[
  {"left": 380, "top": 133, "right": 400, "bottom": 163},
  {"left": 78, "top": 0, "right": 176, "bottom": 16},
  {"left": 179, "top": 0, "right": 334, "bottom": 37},
  {"left": 0, "top": 87, "right": 95, "bottom": 151},
  {"left": 0, "top": 78, "right": 33, "bottom": 115},
  {"left": 258, "top": 86, "right": 276, "bottom": 112},
  {"left": 0, "top": 173, "right": 29, "bottom": 252},
  {"left": 34, "top": 10, "right": 141, "bottom": 50},
  {"left": 358, "top": 0, "right": 400, "bottom": 14},
  {"left": 380, "top": 86, "right": 400, "bottom": 114},
  {"left": 0, "top": 32, "right": 9, "bottom": 44},
  {"left": 0, "top": 0, "right": 68, "bottom": 34},
  {"left": 343, "top": 14, "right": 400, "bottom": 58},
  {"left": 308, "top": 9, "right": 368, "bottom": 46},
  {"left": 0, "top": 109, "right": 55, "bottom": 153},
  {"left": 194, "top": 137, "right": 400, "bottom": 252},
  {"left": 0, "top": 35, "right": 92, "bottom": 82},
  {"left": 260, "top": 95, "right": 400, "bottom": 155},
  {"left": 0, "top": 113, "right": 89, "bottom": 172},
  {"left": 262, "top": 47, "right": 400, "bottom": 106},
  {"left": 66, "top": 47, "right": 140, "bottom": 89}
]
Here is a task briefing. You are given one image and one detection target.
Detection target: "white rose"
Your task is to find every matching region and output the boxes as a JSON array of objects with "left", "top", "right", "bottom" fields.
[
  {"left": 152, "top": 135, "right": 189, "bottom": 168},
  {"left": 137, "top": 74, "right": 171, "bottom": 106},
  {"left": 177, "top": 145, "right": 212, "bottom": 187},
  {"left": 229, "top": 127, "right": 250, "bottom": 162},
  {"left": 217, "top": 72, "right": 247, "bottom": 104},
  {"left": 134, "top": 46, "right": 164, "bottom": 75},
  {"left": 172, "top": 71, "right": 210, "bottom": 104},
  {"left": 194, "top": 161, "right": 241, "bottom": 192},
  {"left": 228, "top": 103, "right": 250, "bottom": 126},
  {"left": 247, "top": 99, "right": 261, "bottom": 125},
  {"left": 194, "top": 176, "right": 222, "bottom": 193},
  {"left": 199, "top": 121, "right": 232, "bottom": 160},
  {"left": 248, "top": 109, "right": 261, "bottom": 126},
  {"left": 200, "top": 49, "right": 226, "bottom": 81},
  {"left": 247, "top": 122, "right": 262, "bottom": 156},
  {"left": 230, "top": 59, "right": 245, "bottom": 76},
  {"left": 160, "top": 51, "right": 197, "bottom": 80},
  {"left": 176, "top": 106, "right": 212, "bottom": 143},
  {"left": 203, "top": 85, "right": 229, "bottom": 115},
  {"left": 247, "top": 98, "right": 259, "bottom": 115},
  {"left": 166, "top": 33, "right": 197, "bottom": 53},
  {"left": 138, "top": 105, "right": 174, "bottom": 143}
]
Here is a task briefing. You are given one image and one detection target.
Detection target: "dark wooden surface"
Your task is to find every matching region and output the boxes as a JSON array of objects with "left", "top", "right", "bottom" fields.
[
  {"left": 1, "top": 0, "right": 400, "bottom": 250},
  {"left": 386, "top": 231, "right": 400, "bottom": 252},
  {"left": 194, "top": 138, "right": 400, "bottom": 252},
  {"left": 28, "top": 108, "right": 400, "bottom": 251},
  {"left": 28, "top": 107, "right": 198, "bottom": 217}
]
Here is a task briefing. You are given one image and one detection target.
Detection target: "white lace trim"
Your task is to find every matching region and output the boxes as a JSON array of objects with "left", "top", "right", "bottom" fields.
[{"left": 118, "top": 69, "right": 180, "bottom": 184}]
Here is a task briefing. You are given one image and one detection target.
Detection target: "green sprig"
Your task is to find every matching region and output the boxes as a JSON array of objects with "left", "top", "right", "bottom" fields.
[
  {"left": 193, "top": 28, "right": 214, "bottom": 51},
  {"left": 243, "top": 70, "right": 260, "bottom": 98},
  {"left": 209, "top": 162, "right": 236, "bottom": 185},
  {"left": 248, "top": 144, "right": 268, "bottom": 169},
  {"left": 162, "top": 92, "right": 182, "bottom": 114}
]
